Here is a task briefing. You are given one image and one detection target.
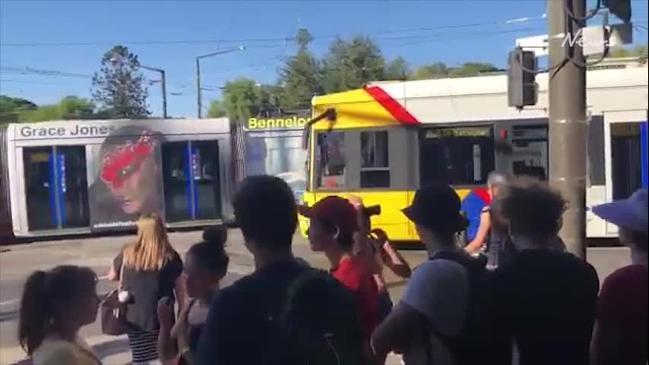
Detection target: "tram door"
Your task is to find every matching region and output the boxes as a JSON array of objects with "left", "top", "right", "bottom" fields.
[
  {"left": 605, "top": 120, "right": 648, "bottom": 235},
  {"left": 161, "top": 140, "right": 222, "bottom": 223},
  {"left": 23, "top": 146, "right": 89, "bottom": 231}
]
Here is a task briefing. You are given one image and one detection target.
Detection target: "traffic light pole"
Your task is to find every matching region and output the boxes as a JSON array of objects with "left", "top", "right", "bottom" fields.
[{"left": 548, "top": 0, "right": 588, "bottom": 259}]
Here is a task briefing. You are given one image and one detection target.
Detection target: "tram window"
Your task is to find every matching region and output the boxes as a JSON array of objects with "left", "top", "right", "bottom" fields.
[
  {"left": 611, "top": 122, "right": 644, "bottom": 199},
  {"left": 316, "top": 132, "right": 346, "bottom": 189},
  {"left": 510, "top": 125, "right": 548, "bottom": 180},
  {"left": 419, "top": 126, "right": 494, "bottom": 185},
  {"left": 361, "top": 131, "right": 390, "bottom": 188}
]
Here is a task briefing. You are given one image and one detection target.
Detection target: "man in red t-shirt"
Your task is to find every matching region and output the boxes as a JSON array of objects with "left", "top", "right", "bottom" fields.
[
  {"left": 591, "top": 189, "right": 648, "bottom": 365},
  {"left": 299, "top": 196, "right": 380, "bottom": 351}
]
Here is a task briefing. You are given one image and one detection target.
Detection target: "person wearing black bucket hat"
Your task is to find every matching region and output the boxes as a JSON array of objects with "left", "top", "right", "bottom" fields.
[
  {"left": 372, "top": 183, "right": 495, "bottom": 365},
  {"left": 401, "top": 183, "right": 468, "bottom": 239}
]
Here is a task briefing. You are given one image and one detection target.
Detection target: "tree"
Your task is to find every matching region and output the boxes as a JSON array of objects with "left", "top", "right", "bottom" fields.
[
  {"left": 608, "top": 44, "right": 648, "bottom": 58},
  {"left": 322, "top": 36, "right": 386, "bottom": 93},
  {"left": 58, "top": 96, "right": 95, "bottom": 119},
  {"left": 207, "top": 100, "right": 227, "bottom": 118},
  {"left": 448, "top": 62, "right": 499, "bottom": 77},
  {"left": 278, "top": 29, "right": 322, "bottom": 110},
  {"left": 0, "top": 95, "right": 96, "bottom": 123},
  {"left": 0, "top": 95, "right": 37, "bottom": 113},
  {"left": 385, "top": 57, "right": 410, "bottom": 80},
  {"left": 411, "top": 62, "right": 449, "bottom": 80},
  {"left": 410, "top": 61, "right": 498, "bottom": 80},
  {"left": 91, "top": 45, "right": 149, "bottom": 119},
  {"left": 220, "top": 78, "right": 266, "bottom": 122}
]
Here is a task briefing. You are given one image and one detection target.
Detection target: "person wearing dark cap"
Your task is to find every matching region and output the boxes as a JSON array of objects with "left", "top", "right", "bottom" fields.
[
  {"left": 371, "top": 183, "right": 494, "bottom": 365},
  {"left": 491, "top": 177, "right": 599, "bottom": 365},
  {"left": 300, "top": 196, "right": 380, "bottom": 362},
  {"left": 590, "top": 189, "right": 648, "bottom": 365}
]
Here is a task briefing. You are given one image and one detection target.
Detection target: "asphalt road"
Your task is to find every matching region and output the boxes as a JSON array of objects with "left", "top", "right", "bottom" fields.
[{"left": 0, "top": 229, "right": 632, "bottom": 364}]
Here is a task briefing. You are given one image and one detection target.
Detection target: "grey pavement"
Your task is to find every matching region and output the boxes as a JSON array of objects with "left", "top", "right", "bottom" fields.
[{"left": 0, "top": 229, "right": 631, "bottom": 365}]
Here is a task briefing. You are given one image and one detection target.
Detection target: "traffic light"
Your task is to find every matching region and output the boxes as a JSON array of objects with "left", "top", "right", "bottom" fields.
[
  {"left": 508, "top": 48, "right": 538, "bottom": 110},
  {"left": 603, "top": 0, "right": 631, "bottom": 23}
]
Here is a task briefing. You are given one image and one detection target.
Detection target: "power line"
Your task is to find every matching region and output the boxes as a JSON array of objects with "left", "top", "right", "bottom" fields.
[
  {"left": 0, "top": 66, "right": 92, "bottom": 78},
  {"left": 0, "top": 14, "right": 548, "bottom": 48}
]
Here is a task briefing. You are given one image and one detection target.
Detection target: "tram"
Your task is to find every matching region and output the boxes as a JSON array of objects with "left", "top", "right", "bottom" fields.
[
  {"left": 299, "top": 58, "right": 648, "bottom": 243},
  {"left": 0, "top": 118, "right": 234, "bottom": 240}
]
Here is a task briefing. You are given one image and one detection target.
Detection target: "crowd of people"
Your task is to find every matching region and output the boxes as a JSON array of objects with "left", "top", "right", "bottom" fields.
[{"left": 17, "top": 174, "right": 648, "bottom": 365}]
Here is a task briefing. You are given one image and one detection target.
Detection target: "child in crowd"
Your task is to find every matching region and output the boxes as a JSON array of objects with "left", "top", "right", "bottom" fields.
[
  {"left": 348, "top": 195, "right": 411, "bottom": 322},
  {"left": 158, "top": 226, "right": 229, "bottom": 365},
  {"left": 19, "top": 265, "right": 101, "bottom": 365}
]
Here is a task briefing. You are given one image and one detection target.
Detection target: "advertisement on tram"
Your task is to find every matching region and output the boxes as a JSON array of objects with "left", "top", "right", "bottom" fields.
[
  {"left": 88, "top": 125, "right": 165, "bottom": 231},
  {"left": 3, "top": 118, "right": 233, "bottom": 238}
]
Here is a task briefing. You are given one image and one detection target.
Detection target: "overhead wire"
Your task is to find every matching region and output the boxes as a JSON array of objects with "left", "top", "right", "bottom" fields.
[{"left": 0, "top": 13, "right": 548, "bottom": 48}]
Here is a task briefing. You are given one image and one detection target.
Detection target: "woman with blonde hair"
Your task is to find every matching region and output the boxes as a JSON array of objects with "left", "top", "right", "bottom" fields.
[{"left": 108, "top": 214, "right": 184, "bottom": 365}]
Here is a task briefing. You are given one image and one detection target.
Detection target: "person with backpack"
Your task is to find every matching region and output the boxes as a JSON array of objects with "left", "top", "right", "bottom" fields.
[
  {"left": 371, "top": 183, "right": 495, "bottom": 365},
  {"left": 491, "top": 177, "right": 599, "bottom": 365},
  {"left": 300, "top": 195, "right": 381, "bottom": 363},
  {"left": 196, "top": 176, "right": 364, "bottom": 365}
]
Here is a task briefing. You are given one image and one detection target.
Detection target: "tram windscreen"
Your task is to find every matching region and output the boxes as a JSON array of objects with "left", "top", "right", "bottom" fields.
[{"left": 88, "top": 125, "right": 165, "bottom": 231}]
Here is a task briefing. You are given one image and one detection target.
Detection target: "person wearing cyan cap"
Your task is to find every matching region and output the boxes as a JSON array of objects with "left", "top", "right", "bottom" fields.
[{"left": 590, "top": 189, "right": 648, "bottom": 365}]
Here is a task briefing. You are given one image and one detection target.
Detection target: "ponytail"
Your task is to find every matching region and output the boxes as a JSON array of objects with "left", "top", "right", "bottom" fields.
[
  {"left": 18, "top": 266, "right": 97, "bottom": 355},
  {"left": 187, "top": 225, "right": 229, "bottom": 278},
  {"left": 18, "top": 271, "right": 51, "bottom": 355}
]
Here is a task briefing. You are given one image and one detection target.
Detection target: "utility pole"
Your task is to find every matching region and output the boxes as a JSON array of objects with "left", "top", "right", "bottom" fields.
[
  {"left": 548, "top": 0, "right": 588, "bottom": 259},
  {"left": 196, "top": 58, "right": 202, "bottom": 118},
  {"left": 160, "top": 70, "right": 168, "bottom": 119},
  {"left": 195, "top": 46, "right": 245, "bottom": 118}
]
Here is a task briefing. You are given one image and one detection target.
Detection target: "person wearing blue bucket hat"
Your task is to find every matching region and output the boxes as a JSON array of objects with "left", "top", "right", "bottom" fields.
[{"left": 591, "top": 189, "right": 648, "bottom": 365}]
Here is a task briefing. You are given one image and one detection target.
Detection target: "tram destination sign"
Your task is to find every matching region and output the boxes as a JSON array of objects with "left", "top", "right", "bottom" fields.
[
  {"left": 246, "top": 115, "right": 309, "bottom": 131},
  {"left": 18, "top": 123, "right": 118, "bottom": 139}
]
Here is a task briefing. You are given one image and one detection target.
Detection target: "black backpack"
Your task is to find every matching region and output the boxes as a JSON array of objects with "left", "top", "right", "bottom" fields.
[
  {"left": 426, "top": 251, "right": 497, "bottom": 365},
  {"left": 273, "top": 268, "right": 366, "bottom": 365}
]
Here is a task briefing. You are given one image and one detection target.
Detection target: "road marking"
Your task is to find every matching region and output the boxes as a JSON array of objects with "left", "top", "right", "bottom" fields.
[{"left": 0, "top": 298, "right": 19, "bottom": 306}]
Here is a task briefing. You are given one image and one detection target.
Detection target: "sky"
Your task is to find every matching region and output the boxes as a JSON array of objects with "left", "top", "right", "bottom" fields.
[{"left": 1, "top": 0, "right": 647, "bottom": 118}]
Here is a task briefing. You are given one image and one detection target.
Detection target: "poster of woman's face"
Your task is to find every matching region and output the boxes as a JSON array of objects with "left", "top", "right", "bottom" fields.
[{"left": 89, "top": 125, "right": 165, "bottom": 230}]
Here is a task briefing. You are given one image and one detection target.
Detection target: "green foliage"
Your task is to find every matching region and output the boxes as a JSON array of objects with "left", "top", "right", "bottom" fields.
[
  {"left": 410, "top": 61, "right": 498, "bottom": 80},
  {"left": 91, "top": 45, "right": 149, "bottom": 119},
  {"left": 0, "top": 95, "right": 96, "bottom": 123},
  {"left": 207, "top": 100, "right": 227, "bottom": 118},
  {"left": 608, "top": 44, "right": 648, "bottom": 58},
  {"left": 0, "top": 95, "right": 37, "bottom": 113},
  {"left": 385, "top": 57, "right": 410, "bottom": 80},
  {"left": 58, "top": 96, "right": 95, "bottom": 119},
  {"left": 219, "top": 79, "right": 268, "bottom": 122},
  {"left": 411, "top": 62, "right": 449, "bottom": 80},
  {"left": 200, "top": 30, "right": 503, "bottom": 121},
  {"left": 278, "top": 29, "right": 322, "bottom": 110},
  {"left": 448, "top": 62, "right": 499, "bottom": 77},
  {"left": 321, "top": 36, "right": 386, "bottom": 93}
]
